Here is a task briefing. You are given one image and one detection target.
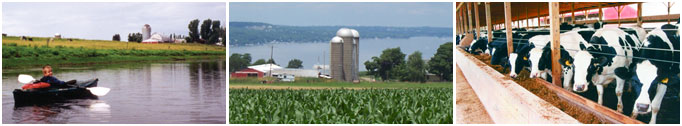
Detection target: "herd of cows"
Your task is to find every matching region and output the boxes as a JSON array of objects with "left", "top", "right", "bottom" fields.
[{"left": 457, "top": 21, "right": 680, "bottom": 124}]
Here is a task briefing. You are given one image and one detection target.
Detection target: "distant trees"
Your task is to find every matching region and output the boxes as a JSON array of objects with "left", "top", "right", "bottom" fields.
[
  {"left": 187, "top": 19, "right": 224, "bottom": 45},
  {"left": 428, "top": 42, "right": 453, "bottom": 81},
  {"left": 403, "top": 51, "right": 426, "bottom": 82},
  {"left": 127, "top": 33, "right": 143, "bottom": 42},
  {"left": 266, "top": 58, "right": 277, "bottom": 65},
  {"left": 188, "top": 19, "right": 200, "bottom": 43},
  {"left": 200, "top": 19, "right": 213, "bottom": 44},
  {"left": 220, "top": 27, "right": 226, "bottom": 46},
  {"left": 112, "top": 34, "right": 121, "bottom": 41},
  {"left": 286, "top": 59, "right": 303, "bottom": 69},
  {"left": 364, "top": 47, "right": 405, "bottom": 81},
  {"left": 229, "top": 53, "right": 251, "bottom": 72},
  {"left": 253, "top": 59, "right": 267, "bottom": 65},
  {"left": 365, "top": 46, "right": 444, "bottom": 82}
]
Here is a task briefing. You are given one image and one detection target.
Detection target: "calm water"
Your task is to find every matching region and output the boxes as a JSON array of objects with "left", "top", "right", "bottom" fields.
[
  {"left": 229, "top": 36, "right": 453, "bottom": 70},
  {"left": 2, "top": 60, "right": 226, "bottom": 124}
]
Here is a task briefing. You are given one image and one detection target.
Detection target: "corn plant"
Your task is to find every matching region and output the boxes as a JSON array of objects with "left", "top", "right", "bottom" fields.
[{"left": 229, "top": 88, "right": 453, "bottom": 124}]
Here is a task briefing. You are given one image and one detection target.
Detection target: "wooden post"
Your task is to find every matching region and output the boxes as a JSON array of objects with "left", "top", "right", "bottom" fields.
[
  {"left": 667, "top": 2, "right": 673, "bottom": 24},
  {"left": 637, "top": 3, "right": 642, "bottom": 27},
  {"left": 571, "top": 2, "right": 575, "bottom": 24},
  {"left": 504, "top": 2, "right": 514, "bottom": 56},
  {"left": 583, "top": 10, "right": 588, "bottom": 21},
  {"left": 467, "top": 2, "right": 474, "bottom": 32},
  {"left": 463, "top": 9, "right": 469, "bottom": 33},
  {"left": 549, "top": 2, "right": 562, "bottom": 87},
  {"left": 486, "top": 2, "right": 493, "bottom": 43},
  {"left": 475, "top": 2, "right": 481, "bottom": 40},
  {"left": 598, "top": 3, "right": 603, "bottom": 21},
  {"left": 616, "top": 6, "right": 623, "bottom": 27}
]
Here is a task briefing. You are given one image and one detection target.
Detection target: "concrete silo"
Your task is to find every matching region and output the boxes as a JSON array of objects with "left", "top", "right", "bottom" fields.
[
  {"left": 351, "top": 29, "right": 360, "bottom": 82},
  {"left": 142, "top": 24, "right": 152, "bottom": 40},
  {"left": 337, "top": 28, "right": 355, "bottom": 81},
  {"left": 330, "top": 36, "right": 344, "bottom": 80}
]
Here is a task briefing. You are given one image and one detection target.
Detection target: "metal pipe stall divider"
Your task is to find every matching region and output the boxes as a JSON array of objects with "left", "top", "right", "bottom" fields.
[{"left": 456, "top": 48, "right": 579, "bottom": 123}]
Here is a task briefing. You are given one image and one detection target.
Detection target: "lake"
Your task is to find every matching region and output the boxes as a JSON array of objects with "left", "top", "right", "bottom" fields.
[
  {"left": 2, "top": 59, "right": 226, "bottom": 124},
  {"left": 229, "top": 36, "right": 453, "bottom": 71}
]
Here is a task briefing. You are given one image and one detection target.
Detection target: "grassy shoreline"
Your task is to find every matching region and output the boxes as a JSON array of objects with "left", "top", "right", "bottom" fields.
[{"left": 2, "top": 36, "right": 226, "bottom": 69}]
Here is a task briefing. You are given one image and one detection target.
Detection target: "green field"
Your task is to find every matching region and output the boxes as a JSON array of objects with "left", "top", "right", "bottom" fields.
[
  {"left": 2, "top": 36, "right": 225, "bottom": 68},
  {"left": 229, "top": 88, "right": 453, "bottom": 124},
  {"left": 229, "top": 77, "right": 453, "bottom": 89}
]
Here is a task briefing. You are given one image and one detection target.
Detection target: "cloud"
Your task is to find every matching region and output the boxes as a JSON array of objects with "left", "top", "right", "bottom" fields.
[{"left": 2, "top": 2, "right": 226, "bottom": 41}]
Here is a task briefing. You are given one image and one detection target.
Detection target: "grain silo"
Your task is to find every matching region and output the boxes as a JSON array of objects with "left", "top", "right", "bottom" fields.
[
  {"left": 330, "top": 36, "right": 344, "bottom": 80},
  {"left": 351, "top": 29, "right": 360, "bottom": 82},
  {"left": 142, "top": 24, "right": 151, "bottom": 40},
  {"left": 337, "top": 28, "right": 355, "bottom": 81}
]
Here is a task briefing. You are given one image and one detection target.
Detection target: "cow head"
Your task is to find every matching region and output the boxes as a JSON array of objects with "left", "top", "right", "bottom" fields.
[
  {"left": 509, "top": 44, "right": 534, "bottom": 78},
  {"left": 571, "top": 50, "right": 609, "bottom": 92},
  {"left": 632, "top": 60, "right": 659, "bottom": 114},
  {"left": 528, "top": 47, "right": 547, "bottom": 78}
]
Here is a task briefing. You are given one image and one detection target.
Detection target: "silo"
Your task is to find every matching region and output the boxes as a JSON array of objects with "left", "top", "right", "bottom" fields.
[
  {"left": 142, "top": 24, "right": 152, "bottom": 40},
  {"left": 337, "top": 28, "right": 354, "bottom": 81},
  {"left": 330, "top": 36, "right": 344, "bottom": 80},
  {"left": 351, "top": 29, "right": 360, "bottom": 82}
]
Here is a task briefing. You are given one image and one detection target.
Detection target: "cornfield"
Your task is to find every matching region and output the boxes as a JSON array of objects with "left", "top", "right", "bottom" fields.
[{"left": 229, "top": 88, "right": 453, "bottom": 124}]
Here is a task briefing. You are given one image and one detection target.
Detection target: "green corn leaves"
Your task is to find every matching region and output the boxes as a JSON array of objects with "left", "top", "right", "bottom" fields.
[{"left": 229, "top": 88, "right": 453, "bottom": 124}]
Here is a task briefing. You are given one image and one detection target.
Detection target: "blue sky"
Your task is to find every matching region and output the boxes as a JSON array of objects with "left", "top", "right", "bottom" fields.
[
  {"left": 230, "top": 2, "right": 453, "bottom": 28},
  {"left": 2, "top": 2, "right": 226, "bottom": 41}
]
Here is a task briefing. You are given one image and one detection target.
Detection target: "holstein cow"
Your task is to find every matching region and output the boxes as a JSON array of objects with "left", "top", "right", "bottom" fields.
[
  {"left": 567, "top": 27, "right": 643, "bottom": 113},
  {"left": 625, "top": 24, "right": 680, "bottom": 124},
  {"left": 508, "top": 24, "right": 584, "bottom": 79},
  {"left": 486, "top": 28, "right": 541, "bottom": 75},
  {"left": 468, "top": 38, "right": 489, "bottom": 55},
  {"left": 528, "top": 29, "right": 595, "bottom": 89}
]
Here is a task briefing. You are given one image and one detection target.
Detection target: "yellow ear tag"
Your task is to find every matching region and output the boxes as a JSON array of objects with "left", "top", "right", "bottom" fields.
[
  {"left": 565, "top": 61, "right": 572, "bottom": 66},
  {"left": 523, "top": 57, "right": 528, "bottom": 60},
  {"left": 661, "top": 78, "right": 669, "bottom": 84}
]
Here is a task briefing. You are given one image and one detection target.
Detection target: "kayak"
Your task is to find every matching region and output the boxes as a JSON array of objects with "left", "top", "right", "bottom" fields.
[{"left": 13, "top": 78, "right": 99, "bottom": 105}]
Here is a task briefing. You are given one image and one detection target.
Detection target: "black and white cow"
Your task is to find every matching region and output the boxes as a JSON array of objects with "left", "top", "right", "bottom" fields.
[
  {"left": 528, "top": 29, "right": 594, "bottom": 89},
  {"left": 567, "top": 27, "right": 643, "bottom": 113},
  {"left": 468, "top": 38, "right": 489, "bottom": 55},
  {"left": 625, "top": 24, "right": 680, "bottom": 124}
]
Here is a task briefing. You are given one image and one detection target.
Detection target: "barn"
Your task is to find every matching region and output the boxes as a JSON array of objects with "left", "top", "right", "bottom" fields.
[
  {"left": 230, "top": 64, "right": 282, "bottom": 78},
  {"left": 456, "top": 2, "right": 679, "bottom": 124}
]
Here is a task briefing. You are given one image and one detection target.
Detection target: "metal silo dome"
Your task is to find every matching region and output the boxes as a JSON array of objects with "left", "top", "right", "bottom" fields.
[
  {"left": 330, "top": 36, "right": 343, "bottom": 43},
  {"left": 336, "top": 28, "right": 353, "bottom": 37}
]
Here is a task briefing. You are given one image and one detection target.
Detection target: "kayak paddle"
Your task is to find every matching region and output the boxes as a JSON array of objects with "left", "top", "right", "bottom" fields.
[{"left": 17, "top": 74, "right": 111, "bottom": 96}]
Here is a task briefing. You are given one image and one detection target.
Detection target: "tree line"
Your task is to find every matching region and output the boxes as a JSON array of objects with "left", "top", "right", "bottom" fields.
[
  {"left": 228, "top": 42, "right": 453, "bottom": 82},
  {"left": 229, "top": 54, "right": 304, "bottom": 73},
  {"left": 115, "top": 19, "right": 226, "bottom": 46},
  {"left": 364, "top": 42, "right": 453, "bottom": 82}
]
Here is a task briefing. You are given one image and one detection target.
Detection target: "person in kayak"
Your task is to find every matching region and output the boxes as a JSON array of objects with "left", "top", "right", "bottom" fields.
[{"left": 40, "top": 65, "right": 76, "bottom": 88}]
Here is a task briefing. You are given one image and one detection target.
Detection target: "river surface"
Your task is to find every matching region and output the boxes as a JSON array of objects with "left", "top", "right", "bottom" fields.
[
  {"left": 229, "top": 36, "right": 453, "bottom": 71},
  {"left": 2, "top": 59, "right": 226, "bottom": 124}
]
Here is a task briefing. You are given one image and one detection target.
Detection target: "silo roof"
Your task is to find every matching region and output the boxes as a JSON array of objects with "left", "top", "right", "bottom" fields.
[{"left": 336, "top": 28, "right": 354, "bottom": 37}]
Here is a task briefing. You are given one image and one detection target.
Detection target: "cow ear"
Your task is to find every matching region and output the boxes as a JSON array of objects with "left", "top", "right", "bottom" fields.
[{"left": 559, "top": 58, "right": 573, "bottom": 67}]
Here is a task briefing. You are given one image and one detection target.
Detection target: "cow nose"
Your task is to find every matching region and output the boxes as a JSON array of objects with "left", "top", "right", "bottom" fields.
[
  {"left": 636, "top": 103, "right": 649, "bottom": 113},
  {"left": 510, "top": 74, "right": 517, "bottom": 78}
]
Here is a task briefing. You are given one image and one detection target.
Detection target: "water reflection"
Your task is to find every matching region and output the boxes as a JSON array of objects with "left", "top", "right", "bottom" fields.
[{"left": 3, "top": 60, "right": 226, "bottom": 124}]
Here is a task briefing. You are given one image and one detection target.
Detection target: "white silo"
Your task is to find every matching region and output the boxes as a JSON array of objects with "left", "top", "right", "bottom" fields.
[
  {"left": 337, "top": 28, "right": 354, "bottom": 81},
  {"left": 142, "top": 24, "right": 152, "bottom": 40},
  {"left": 351, "top": 29, "right": 360, "bottom": 82},
  {"left": 330, "top": 36, "right": 344, "bottom": 80}
]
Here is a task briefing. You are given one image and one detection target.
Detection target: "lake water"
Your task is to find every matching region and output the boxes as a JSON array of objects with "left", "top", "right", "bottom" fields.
[
  {"left": 2, "top": 59, "right": 226, "bottom": 124},
  {"left": 229, "top": 36, "right": 453, "bottom": 71}
]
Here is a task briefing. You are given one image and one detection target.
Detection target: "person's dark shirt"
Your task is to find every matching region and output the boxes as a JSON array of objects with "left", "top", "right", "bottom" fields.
[{"left": 40, "top": 76, "right": 66, "bottom": 87}]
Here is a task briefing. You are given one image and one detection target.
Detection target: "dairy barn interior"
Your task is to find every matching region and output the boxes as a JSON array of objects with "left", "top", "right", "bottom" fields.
[{"left": 455, "top": 2, "right": 680, "bottom": 124}]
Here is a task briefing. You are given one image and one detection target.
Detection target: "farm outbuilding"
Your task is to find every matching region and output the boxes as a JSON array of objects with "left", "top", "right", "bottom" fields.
[{"left": 456, "top": 2, "right": 679, "bottom": 124}]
